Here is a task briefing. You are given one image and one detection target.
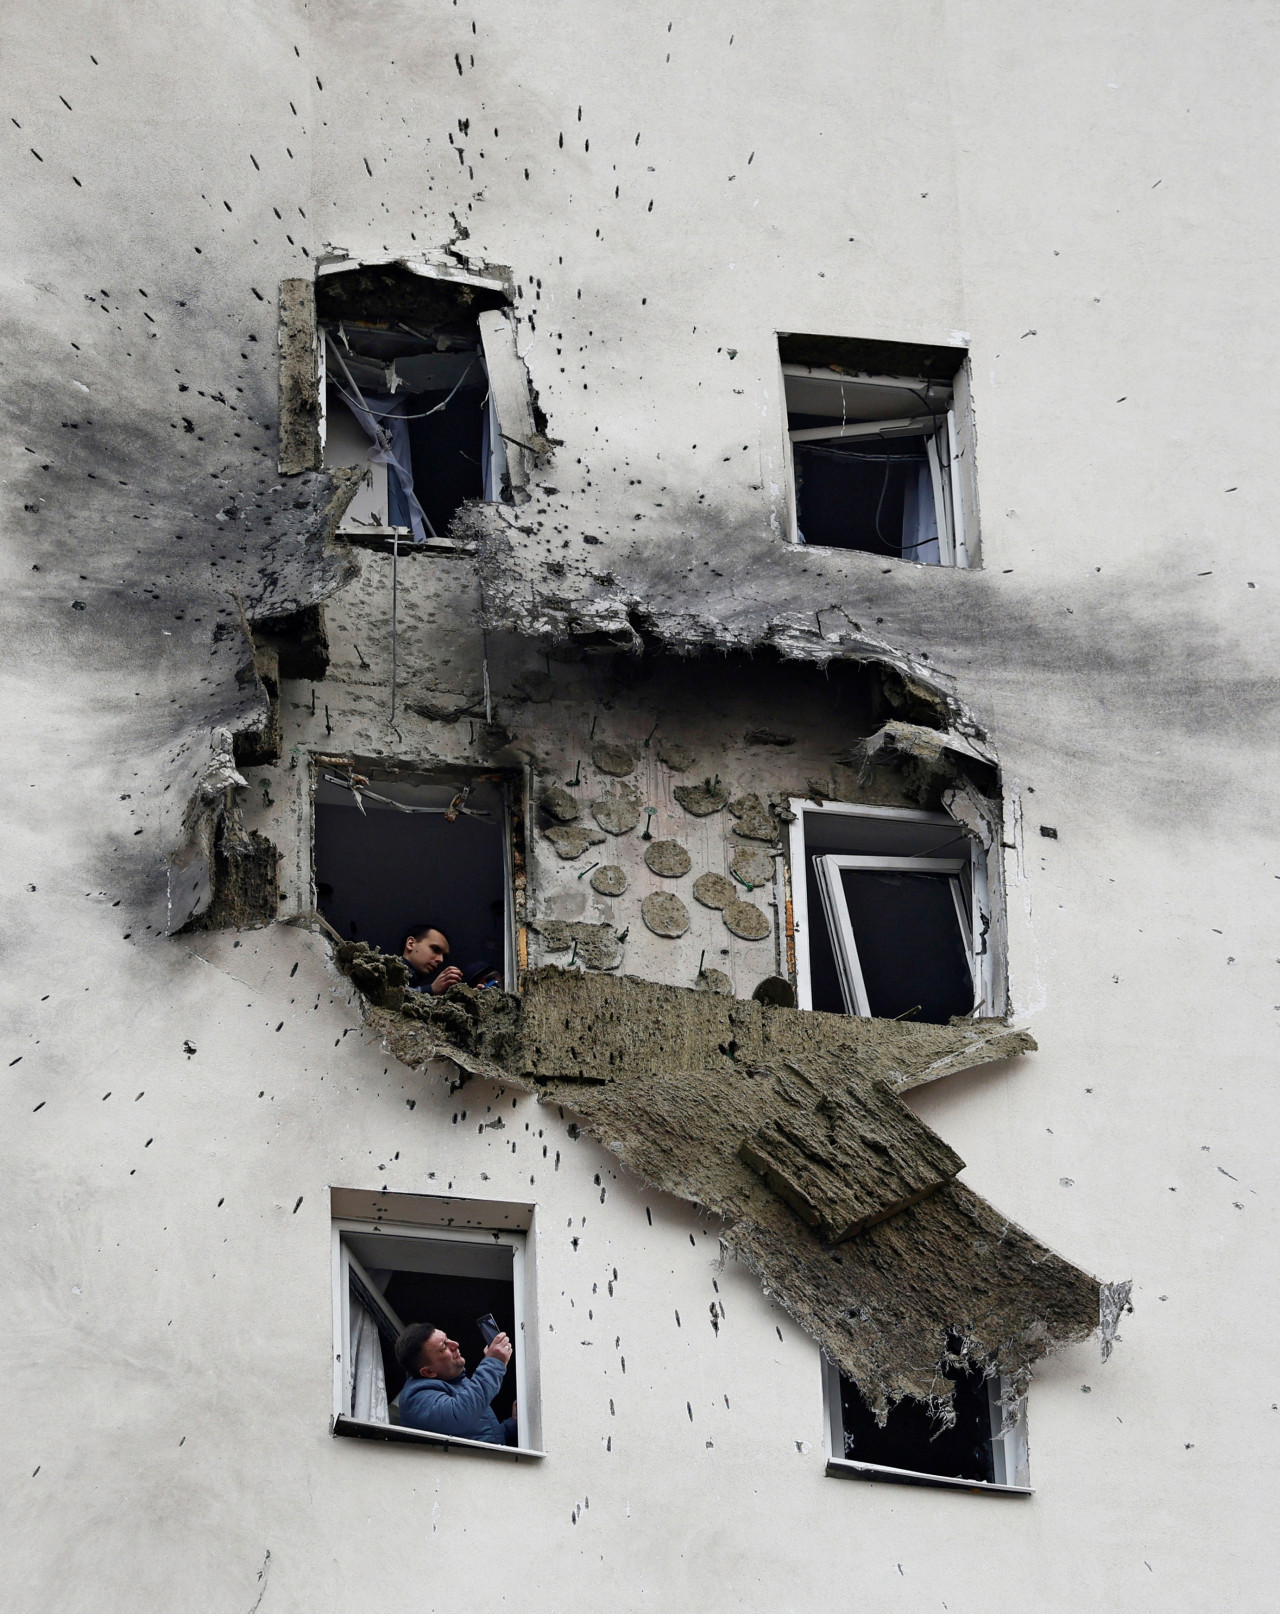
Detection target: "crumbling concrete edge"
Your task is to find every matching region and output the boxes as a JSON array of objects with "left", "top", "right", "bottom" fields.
[
  {"left": 473, "top": 513, "right": 986, "bottom": 744},
  {"left": 897, "top": 1023, "right": 1035, "bottom": 1091},
  {"left": 163, "top": 469, "right": 363, "bottom": 935}
]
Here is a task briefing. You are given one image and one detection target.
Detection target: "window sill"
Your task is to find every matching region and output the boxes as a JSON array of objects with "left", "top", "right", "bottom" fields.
[
  {"left": 332, "top": 1414, "right": 545, "bottom": 1461},
  {"left": 784, "top": 539, "right": 970, "bottom": 571},
  {"left": 826, "top": 1457, "right": 1031, "bottom": 1496},
  {"left": 337, "top": 527, "right": 478, "bottom": 557}
]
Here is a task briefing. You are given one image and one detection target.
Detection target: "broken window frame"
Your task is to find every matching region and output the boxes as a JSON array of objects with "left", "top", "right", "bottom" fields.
[
  {"left": 820, "top": 1356, "right": 1031, "bottom": 1494},
  {"left": 309, "top": 760, "right": 525, "bottom": 992},
  {"left": 786, "top": 800, "right": 996, "bottom": 1018},
  {"left": 313, "top": 261, "right": 532, "bottom": 550},
  {"left": 778, "top": 353, "right": 978, "bottom": 567},
  {"left": 330, "top": 1189, "right": 544, "bottom": 1461}
]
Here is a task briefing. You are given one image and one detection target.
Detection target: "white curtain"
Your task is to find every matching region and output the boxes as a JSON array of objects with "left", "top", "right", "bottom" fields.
[
  {"left": 348, "top": 1297, "right": 389, "bottom": 1423},
  {"left": 348, "top": 391, "right": 431, "bottom": 545},
  {"left": 901, "top": 461, "right": 940, "bottom": 565},
  {"left": 325, "top": 334, "right": 432, "bottom": 542}
]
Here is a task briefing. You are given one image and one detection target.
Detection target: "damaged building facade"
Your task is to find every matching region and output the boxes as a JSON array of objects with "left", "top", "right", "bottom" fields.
[{"left": 4, "top": 5, "right": 1277, "bottom": 1610}]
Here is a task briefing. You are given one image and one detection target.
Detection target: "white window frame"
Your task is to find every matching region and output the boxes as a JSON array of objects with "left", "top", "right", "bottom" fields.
[
  {"left": 787, "top": 800, "right": 995, "bottom": 1017},
  {"left": 814, "top": 854, "right": 974, "bottom": 1020},
  {"left": 821, "top": 1356, "right": 1031, "bottom": 1494},
  {"left": 780, "top": 362, "right": 972, "bottom": 568},
  {"left": 330, "top": 1195, "right": 544, "bottom": 1461}
]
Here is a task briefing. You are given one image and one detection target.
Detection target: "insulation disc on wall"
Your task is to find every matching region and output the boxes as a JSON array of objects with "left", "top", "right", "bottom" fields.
[
  {"left": 641, "top": 892, "right": 691, "bottom": 937},
  {"left": 645, "top": 839, "right": 692, "bottom": 877},
  {"left": 723, "top": 898, "right": 771, "bottom": 940}
]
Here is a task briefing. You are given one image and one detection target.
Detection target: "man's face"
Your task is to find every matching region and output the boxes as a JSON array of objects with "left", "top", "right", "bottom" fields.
[
  {"left": 404, "top": 929, "right": 449, "bottom": 975},
  {"left": 419, "top": 1329, "right": 466, "bottom": 1380}
]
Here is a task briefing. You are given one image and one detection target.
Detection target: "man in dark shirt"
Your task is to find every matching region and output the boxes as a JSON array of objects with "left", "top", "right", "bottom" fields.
[
  {"left": 395, "top": 1323, "right": 517, "bottom": 1445},
  {"left": 402, "top": 923, "right": 464, "bottom": 995}
]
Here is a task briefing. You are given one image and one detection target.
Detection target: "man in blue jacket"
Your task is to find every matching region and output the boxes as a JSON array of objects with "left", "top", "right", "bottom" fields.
[{"left": 395, "top": 1322, "right": 517, "bottom": 1446}]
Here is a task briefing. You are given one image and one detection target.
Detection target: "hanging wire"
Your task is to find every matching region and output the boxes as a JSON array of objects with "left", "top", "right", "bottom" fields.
[
  {"left": 797, "top": 444, "right": 928, "bottom": 462},
  {"left": 321, "top": 772, "right": 492, "bottom": 818},
  {"left": 390, "top": 528, "right": 399, "bottom": 725},
  {"left": 873, "top": 456, "right": 892, "bottom": 551},
  {"left": 328, "top": 359, "right": 477, "bottom": 422}
]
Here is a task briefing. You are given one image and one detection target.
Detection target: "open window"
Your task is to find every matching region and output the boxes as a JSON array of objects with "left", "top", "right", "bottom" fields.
[
  {"left": 788, "top": 801, "right": 994, "bottom": 1022},
  {"left": 779, "top": 333, "right": 977, "bottom": 566},
  {"left": 314, "top": 262, "right": 537, "bottom": 546},
  {"left": 331, "top": 1189, "right": 541, "bottom": 1457},
  {"left": 312, "top": 765, "right": 520, "bottom": 989},
  {"left": 822, "top": 1355, "right": 1030, "bottom": 1493}
]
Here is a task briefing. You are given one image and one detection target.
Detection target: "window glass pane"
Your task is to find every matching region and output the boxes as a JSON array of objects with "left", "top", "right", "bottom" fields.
[
  {"left": 839, "top": 869, "right": 973, "bottom": 1024},
  {"left": 793, "top": 436, "right": 929, "bottom": 555},
  {"left": 805, "top": 854, "right": 848, "bottom": 1014},
  {"left": 838, "top": 1364, "right": 996, "bottom": 1483}
]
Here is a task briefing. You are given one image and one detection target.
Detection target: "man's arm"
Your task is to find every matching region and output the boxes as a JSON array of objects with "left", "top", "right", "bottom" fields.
[{"left": 403, "top": 1355, "right": 507, "bottom": 1437}]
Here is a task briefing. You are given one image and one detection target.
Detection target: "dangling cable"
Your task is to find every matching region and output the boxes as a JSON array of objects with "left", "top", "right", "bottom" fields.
[
  {"left": 390, "top": 528, "right": 399, "bottom": 725},
  {"left": 872, "top": 455, "right": 892, "bottom": 551}
]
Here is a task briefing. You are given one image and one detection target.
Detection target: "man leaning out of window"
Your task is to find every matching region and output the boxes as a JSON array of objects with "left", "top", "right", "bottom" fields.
[{"left": 395, "top": 1323, "right": 517, "bottom": 1445}]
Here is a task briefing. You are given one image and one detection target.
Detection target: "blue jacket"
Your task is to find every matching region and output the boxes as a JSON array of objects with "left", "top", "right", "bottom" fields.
[{"left": 398, "top": 1355, "right": 516, "bottom": 1445}]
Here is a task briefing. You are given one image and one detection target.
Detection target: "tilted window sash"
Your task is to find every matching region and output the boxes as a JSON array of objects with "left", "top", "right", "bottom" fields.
[{"left": 813, "top": 854, "right": 976, "bottom": 1021}]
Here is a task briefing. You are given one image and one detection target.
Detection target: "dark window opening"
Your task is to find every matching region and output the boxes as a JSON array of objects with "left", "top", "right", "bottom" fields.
[
  {"left": 399, "top": 368, "right": 487, "bottom": 535},
  {"left": 313, "top": 769, "right": 511, "bottom": 985},
  {"left": 317, "top": 264, "right": 509, "bottom": 540},
  {"left": 792, "top": 432, "right": 934, "bottom": 559},
  {"left": 835, "top": 868, "right": 974, "bottom": 1023},
  {"left": 779, "top": 332, "right": 972, "bottom": 565},
  {"left": 837, "top": 1358, "right": 1000, "bottom": 1484},
  {"left": 799, "top": 807, "right": 980, "bottom": 1025}
]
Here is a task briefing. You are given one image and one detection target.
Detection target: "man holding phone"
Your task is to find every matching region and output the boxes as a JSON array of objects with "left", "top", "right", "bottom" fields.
[
  {"left": 394, "top": 1319, "right": 518, "bottom": 1446},
  {"left": 401, "top": 923, "right": 464, "bottom": 996}
]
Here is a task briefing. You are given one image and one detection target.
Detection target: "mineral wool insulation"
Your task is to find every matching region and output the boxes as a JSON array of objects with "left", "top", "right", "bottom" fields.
[{"left": 343, "top": 954, "right": 1106, "bottom": 1416}]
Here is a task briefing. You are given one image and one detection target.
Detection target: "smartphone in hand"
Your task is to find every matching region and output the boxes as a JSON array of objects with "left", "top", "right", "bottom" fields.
[{"left": 476, "top": 1312, "right": 500, "bottom": 1345}]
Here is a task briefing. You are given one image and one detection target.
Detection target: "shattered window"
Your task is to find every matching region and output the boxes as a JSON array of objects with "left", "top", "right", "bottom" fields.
[
  {"left": 826, "top": 1353, "right": 1028, "bottom": 1490},
  {"left": 315, "top": 263, "right": 522, "bottom": 541},
  {"left": 779, "top": 333, "right": 977, "bottom": 566},
  {"left": 313, "top": 766, "right": 515, "bottom": 987},
  {"left": 333, "top": 1197, "right": 537, "bottom": 1455},
  {"left": 790, "top": 802, "right": 991, "bottom": 1023}
]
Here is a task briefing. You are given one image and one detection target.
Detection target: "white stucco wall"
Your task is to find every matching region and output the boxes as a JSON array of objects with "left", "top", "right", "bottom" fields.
[{"left": 3, "top": 3, "right": 1278, "bottom": 1610}]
